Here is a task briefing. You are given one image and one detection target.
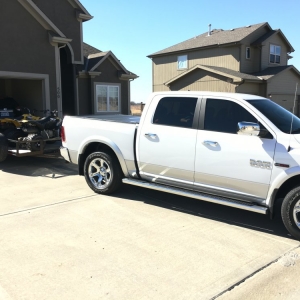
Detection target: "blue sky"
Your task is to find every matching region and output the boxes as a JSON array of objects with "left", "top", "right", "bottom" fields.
[{"left": 81, "top": 0, "right": 300, "bottom": 103}]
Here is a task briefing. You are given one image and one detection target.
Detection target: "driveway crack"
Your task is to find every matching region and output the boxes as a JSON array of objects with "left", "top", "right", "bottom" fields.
[
  {"left": 210, "top": 245, "right": 300, "bottom": 299},
  {"left": 0, "top": 194, "right": 96, "bottom": 217}
]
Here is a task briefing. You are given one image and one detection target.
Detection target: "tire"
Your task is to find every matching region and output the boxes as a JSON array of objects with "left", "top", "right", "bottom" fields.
[
  {"left": 4, "top": 128, "right": 26, "bottom": 146},
  {"left": 281, "top": 186, "right": 300, "bottom": 240},
  {"left": 26, "top": 134, "right": 44, "bottom": 152},
  {"left": 0, "top": 133, "right": 8, "bottom": 162},
  {"left": 84, "top": 152, "right": 122, "bottom": 194}
]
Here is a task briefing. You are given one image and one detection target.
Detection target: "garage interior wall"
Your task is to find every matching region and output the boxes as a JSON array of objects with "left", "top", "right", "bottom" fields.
[
  {"left": 0, "top": 80, "right": 5, "bottom": 96},
  {"left": 7, "top": 79, "right": 44, "bottom": 115}
]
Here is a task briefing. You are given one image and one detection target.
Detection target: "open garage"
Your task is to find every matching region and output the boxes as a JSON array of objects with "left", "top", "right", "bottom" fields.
[{"left": 0, "top": 72, "right": 50, "bottom": 116}]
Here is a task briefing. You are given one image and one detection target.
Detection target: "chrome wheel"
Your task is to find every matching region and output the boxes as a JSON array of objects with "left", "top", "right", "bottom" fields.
[
  {"left": 293, "top": 200, "right": 300, "bottom": 230},
  {"left": 88, "top": 157, "right": 111, "bottom": 190}
]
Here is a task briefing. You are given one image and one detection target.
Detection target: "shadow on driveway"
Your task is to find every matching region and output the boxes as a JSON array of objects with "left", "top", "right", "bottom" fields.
[
  {"left": 114, "top": 184, "right": 296, "bottom": 241},
  {"left": 0, "top": 155, "right": 296, "bottom": 241},
  {"left": 0, "top": 154, "right": 78, "bottom": 178}
]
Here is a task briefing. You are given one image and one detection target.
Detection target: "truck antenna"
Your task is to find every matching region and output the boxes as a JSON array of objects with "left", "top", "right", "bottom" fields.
[{"left": 288, "top": 82, "right": 298, "bottom": 152}]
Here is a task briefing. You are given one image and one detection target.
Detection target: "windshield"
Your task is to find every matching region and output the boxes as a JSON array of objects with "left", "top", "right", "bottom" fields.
[{"left": 247, "top": 99, "right": 300, "bottom": 134}]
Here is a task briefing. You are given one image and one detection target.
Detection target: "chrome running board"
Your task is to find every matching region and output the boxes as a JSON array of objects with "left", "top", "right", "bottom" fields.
[{"left": 122, "top": 178, "right": 268, "bottom": 215}]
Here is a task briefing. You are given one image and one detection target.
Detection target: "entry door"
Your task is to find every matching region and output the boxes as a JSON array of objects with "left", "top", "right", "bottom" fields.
[
  {"left": 194, "top": 98, "right": 276, "bottom": 202},
  {"left": 138, "top": 96, "right": 199, "bottom": 189}
]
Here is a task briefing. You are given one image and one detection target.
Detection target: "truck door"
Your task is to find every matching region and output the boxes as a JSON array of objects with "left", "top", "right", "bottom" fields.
[
  {"left": 194, "top": 98, "right": 276, "bottom": 203},
  {"left": 137, "top": 95, "right": 200, "bottom": 190}
]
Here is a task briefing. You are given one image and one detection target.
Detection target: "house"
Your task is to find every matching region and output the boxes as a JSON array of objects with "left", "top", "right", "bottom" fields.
[
  {"left": 148, "top": 22, "right": 300, "bottom": 114},
  {"left": 79, "top": 42, "right": 138, "bottom": 115},
  {"left": 0, "top": 0, "right": 137, "bottom": 117}
]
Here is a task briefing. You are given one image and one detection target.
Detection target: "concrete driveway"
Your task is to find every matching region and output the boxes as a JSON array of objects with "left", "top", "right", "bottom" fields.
[{"left": 0, "top": 155, "right": 299, "bottom": 299}]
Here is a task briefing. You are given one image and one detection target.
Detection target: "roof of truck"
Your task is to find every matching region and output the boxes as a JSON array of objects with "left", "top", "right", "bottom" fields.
[{"left": 149, "top": 91, "right": 266, "bottom": 101}]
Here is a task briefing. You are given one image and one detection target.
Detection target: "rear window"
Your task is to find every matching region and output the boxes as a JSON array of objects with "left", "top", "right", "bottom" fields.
[{"left": 153, "top": 97, "right": 197, "bottom": 128}]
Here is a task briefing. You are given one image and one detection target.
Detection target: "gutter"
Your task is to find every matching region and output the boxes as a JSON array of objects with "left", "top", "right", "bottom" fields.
[{"left": 119, "top": 73, "right": 139, "bottom": 80}]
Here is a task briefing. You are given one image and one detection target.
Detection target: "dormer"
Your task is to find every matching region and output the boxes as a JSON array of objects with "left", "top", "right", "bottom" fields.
[{"left": 251, "top": 29, "right": 294, "bottom": 70}]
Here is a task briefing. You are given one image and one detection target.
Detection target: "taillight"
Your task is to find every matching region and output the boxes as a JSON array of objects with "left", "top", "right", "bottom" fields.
[{"left": 61, "top": 125, "right": 66, "bottom": 142}]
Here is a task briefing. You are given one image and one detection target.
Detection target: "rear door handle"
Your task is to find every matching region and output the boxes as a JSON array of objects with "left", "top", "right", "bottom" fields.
[
  {"left": 203, "top": 140, "right": 219, "bottom": 147},
  {"left": 145, "top": 133, "right": 157, "bottom": 137}
]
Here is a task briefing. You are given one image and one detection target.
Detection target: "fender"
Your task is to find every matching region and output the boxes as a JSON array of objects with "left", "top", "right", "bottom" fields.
[
  {"left": 78, "top": 135, "right": 129, "bottom": 177},
  {"left": 266, "top": 165, "right": 300, "bottom": 207}
]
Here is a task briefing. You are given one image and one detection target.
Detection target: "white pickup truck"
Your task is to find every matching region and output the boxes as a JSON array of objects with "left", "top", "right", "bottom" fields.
[{"left": 60, "top": 91, "right": 300, "bottom": 240}]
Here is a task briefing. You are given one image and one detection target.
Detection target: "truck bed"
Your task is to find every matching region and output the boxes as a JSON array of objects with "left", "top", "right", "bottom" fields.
[{"left": 71, "top": 114, "right": 140, "bottom": 124}]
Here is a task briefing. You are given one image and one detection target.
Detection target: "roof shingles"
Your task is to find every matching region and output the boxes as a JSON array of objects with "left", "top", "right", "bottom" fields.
[
  {"left": 148, "top": 22, "right": 267, "bottom": 57},
  {"left": 83, "top": 42, "right": 102, "bottom": 58}
]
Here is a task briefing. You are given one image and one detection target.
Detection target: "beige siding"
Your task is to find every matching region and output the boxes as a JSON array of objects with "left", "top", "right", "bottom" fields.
[
  {"left": 188, "top": 47, "right": 240, "bottom": 70},
  {"left": 240, "top": 25, "right": 269, "bottom": 73},
  {"left": 152, "top": 46, "right": 239, "bottom": 92},
  {"left": 267, "top": 69, "right": 300, "bottom": 94},
  {"left": 261, "top": 34, "right": 288, "bottom": 70},
  {"left": 236, "top": 82, "right": 260, "bottom": 95},
  {"left": 153, "top": 84, "right": 169, "bottom": 92},
  {"left": 168, "top": 69, "right": 235, "bottom": 93},
  {"left": 271, "top": 94, "right": 299, "bottom": 114},
  {"left": 240, "top": 45, "right": 260, "bottom": 73},
  {"left": 267, "top": 69, "right": 300, "bottom": 115}
]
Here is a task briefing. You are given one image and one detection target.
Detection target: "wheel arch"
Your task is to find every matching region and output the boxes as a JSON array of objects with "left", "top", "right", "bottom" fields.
[
  {"left": 78, "top": 138, "right": 128, "bottom": 177},
  {"left": 268, "top": 173, "right": 300, "bottom": 218}
]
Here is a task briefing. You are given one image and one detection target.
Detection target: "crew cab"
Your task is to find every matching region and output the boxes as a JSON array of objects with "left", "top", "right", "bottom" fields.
[{"left": 60, "top": 92, "right": 300, "bottom": 240}]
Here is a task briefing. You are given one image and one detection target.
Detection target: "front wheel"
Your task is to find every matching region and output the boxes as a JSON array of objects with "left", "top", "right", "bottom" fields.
[
  {"left": 281, "top": 186, "right": 300, "bottom": 240},
  {"left": 84, "top": 152, "right": 122, "bottom": 194}
]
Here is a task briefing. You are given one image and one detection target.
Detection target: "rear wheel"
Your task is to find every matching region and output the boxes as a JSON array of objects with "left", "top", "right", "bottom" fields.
[
  {"left": 281, "top": 186, "right": 300, "bottom": 240},
  {"left": 0, "top": 133, "right": 8, "bottom": 162},
  {"left": 84, "top": 152, "right": 122, "bottom": 194}
]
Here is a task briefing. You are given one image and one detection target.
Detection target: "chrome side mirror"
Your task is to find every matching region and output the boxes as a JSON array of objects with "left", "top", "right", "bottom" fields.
[{"left": 237, "top": 122, "right": 260, "bottom": 136}]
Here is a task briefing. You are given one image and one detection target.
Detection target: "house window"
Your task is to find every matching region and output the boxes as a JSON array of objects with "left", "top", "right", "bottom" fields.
[
  {"left": 177, "top": 55, "right": 188, "bottom": 69},
  {"left": 95, "top": 84, "right": 120, "bottom": 112},
  {"left": 270, "top": 44, "right": 281, "bottom": 64},
  {"left": 246, "top": 47, "right": 251, "bottom": 59}
]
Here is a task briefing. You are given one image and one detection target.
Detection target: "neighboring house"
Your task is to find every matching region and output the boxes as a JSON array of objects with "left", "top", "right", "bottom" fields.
[
  {"left": 0, "top": 0, "right": 137, "bottom": 117},
  {"left": 148, "top": 22, "right": 300, "bottom": 114}
]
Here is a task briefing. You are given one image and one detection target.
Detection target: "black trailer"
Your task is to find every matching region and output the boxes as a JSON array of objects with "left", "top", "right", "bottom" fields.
[{"left": 0, "top": 134, "right": 61, "bottom": 162}]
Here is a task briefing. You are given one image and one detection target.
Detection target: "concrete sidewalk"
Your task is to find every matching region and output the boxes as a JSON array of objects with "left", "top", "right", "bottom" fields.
[
  {"left": 0, "top": 155, "right": 299, "bottom": 299},
  {"left": 218, "top": 248, "right": 300, "bottom": 300}
]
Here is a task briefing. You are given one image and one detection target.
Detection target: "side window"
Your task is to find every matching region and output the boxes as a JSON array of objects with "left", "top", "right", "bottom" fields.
[
  {"left": 153, "top": 97, "right": 197, "bottom": 128},
  {"left": 246, "top": 47, "right": 251, "bottom": 59},
  {"left": 177, "top": 55, "right": 188, "bottom": 69},
  {"left": 204, "top": 99, "right": 257, "bottom": 134}
]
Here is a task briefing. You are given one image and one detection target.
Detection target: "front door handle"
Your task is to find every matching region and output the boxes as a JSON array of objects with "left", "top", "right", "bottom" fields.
[
  {"left": 203, "top": 140, "right": 219, "bottom": 147},
  {"left": 145, "top": 133, "right": 157, "bottom": 137}
]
